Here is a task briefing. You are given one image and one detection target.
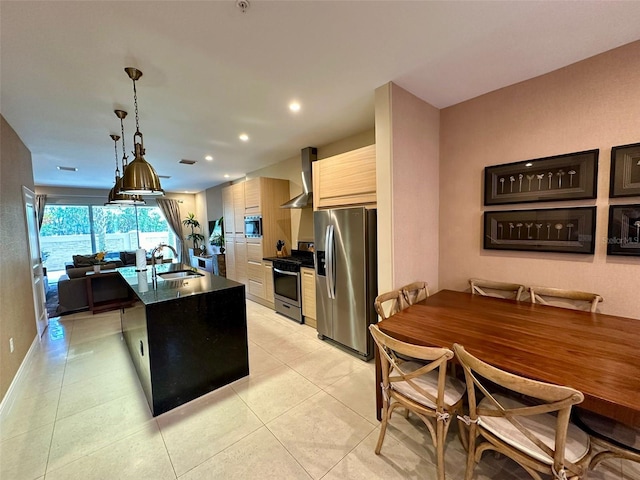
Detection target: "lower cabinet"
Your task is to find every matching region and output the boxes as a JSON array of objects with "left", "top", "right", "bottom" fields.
[
  {"left": 301, "top": 267, "right": 317, "bottom": 328},
  {"left": 264, "top": 261, "right": 274, "bottom": 304}
]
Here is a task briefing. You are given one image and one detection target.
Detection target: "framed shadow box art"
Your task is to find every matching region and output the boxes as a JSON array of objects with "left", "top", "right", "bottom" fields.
[
  {"left": 484, "top": 207, "right": 596, "bottom": 254},
  {"left": 610, "top": 142, "right": 640, "bottom": 198},
  {"left": 484, "top": 149, "right": 598, "bottom": 206},
  {"left": 607, "top": 204, "right": 640, "bottom": 256}
]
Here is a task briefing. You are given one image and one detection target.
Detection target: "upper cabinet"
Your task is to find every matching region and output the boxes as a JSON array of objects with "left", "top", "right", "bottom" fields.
[
  {"left": 222, "top": 185, "right": 235, "bottom": 235},
  {"left": 244, "top": 178, "right": 261, "bottom": 214},
  {"left": 312, "top": 144, "right": 376, "bottom": 210}
]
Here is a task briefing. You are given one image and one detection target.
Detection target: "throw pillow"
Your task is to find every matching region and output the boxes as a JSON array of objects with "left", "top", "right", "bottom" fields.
[
  {"left": 120, "top": 251, "right": 137, "bottom": 266},
  {"left": 73, "top": 254, "right": 96, "bottom": 267}
]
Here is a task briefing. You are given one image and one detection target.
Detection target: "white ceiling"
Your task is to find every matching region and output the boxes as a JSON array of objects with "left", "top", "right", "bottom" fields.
[{"left": 2, "top": 1, "right": 640, "bottom": 193}]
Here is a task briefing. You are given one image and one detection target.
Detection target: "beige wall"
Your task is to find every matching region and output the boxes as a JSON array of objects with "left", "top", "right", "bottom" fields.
[
  {"left": 0, "top": 115, "right": 37, "bottom": 400},
  {"left": 375, "top": 83, "right": 440, "bottom": 294},
  {"left": 439, "top": 40, "right": 640, "bottom": 319},
  {"left": 390, "top": 83, "right": 440, "bottom": 291}
]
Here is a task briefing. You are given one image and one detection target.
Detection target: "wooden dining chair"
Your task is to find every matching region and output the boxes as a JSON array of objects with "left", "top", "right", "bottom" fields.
[
  {"left": 573, "top": 409, "right": 640, "bottom": 471},
  {"left": 469, "top": 278, "right": 525, "bottom": 301},
  {"left": 453, "top": 343, "right": 591, "bottom": 480},
  {"left": 374, "top": 289, "right": 408, "bottom": 320},
  {"left": 401, "top": 281, "right": 429, "bottom": 306},
  {"left": 528, "top": 286, "right": 603, "bottom": 313},
  {"left": 370, "top": 324, "right": 466, "bottom": 480}
]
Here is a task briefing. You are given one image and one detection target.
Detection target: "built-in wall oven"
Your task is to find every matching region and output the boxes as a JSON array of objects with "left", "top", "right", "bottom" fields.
[
  {"left": 271, "top": 241, "right": 314, "bottom": 323},
  {"left": 244, "top": 215, "right": 262, "bottom": 238}
]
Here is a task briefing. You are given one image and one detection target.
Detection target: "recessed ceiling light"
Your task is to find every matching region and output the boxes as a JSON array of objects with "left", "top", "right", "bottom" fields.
[
  {"left": 525, "top": 162, "right": 533, "bottom": 167},
  {"left": 224, "top": 174, "right": 230, "bottom": 178},
  {"left": 205, "top": 155, "right": 213, "bottom": 161},
  {"left": 239, "top": 133, "right": 249, "bottom": 142},
  {"left": 289, "top": 101, "right": 301, "bottom": 112},
  {"left": 57, "top": 166, "right": 78, "bottom": 172}
]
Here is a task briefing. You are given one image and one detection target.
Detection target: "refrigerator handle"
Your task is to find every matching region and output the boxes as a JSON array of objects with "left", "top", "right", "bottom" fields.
[{"left": 325, "top": 224, "right": 335, "bottom": 299}]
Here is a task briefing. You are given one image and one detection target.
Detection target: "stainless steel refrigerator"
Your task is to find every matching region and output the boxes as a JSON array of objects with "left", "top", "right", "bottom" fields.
[{"left": 314, "top": 207, "right": 377, "bottom": 359}]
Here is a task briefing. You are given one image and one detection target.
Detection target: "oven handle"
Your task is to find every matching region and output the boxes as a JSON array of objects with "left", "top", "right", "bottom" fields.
[{"left": 274, "top": 268, "right": 299, "bottom": 276}]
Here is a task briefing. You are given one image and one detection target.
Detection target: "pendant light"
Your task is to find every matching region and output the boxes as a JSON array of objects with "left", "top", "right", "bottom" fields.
[
  {"left": 106, "top": 110, "right": 145, "bottom": 205},
  {"left": 120, "top": 67, "right": 164, "bottom": 195}
]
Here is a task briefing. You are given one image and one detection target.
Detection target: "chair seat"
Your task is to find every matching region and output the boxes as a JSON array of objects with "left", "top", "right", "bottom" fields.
[
  {"left": 577, "top": 410, "right": 640, "bottom": 452},
  {"left": 390, "top": 361, "right": 466, "bottom": 409},
  {"left": 478, "top": 394, "right": 590, "bottom": 465}
]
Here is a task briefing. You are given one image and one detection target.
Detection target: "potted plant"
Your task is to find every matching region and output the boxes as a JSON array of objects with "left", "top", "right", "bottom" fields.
[
  {"left": 182, "top": 213, "right": 206, "bottom": 256},
  {"left": 209, "top": 216, "right": 225, "bottom": 254}
]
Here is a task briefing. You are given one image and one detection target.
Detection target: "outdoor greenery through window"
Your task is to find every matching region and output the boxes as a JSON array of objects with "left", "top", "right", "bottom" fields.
[{"left": 41, "top": 205, "right": 177, "bottom": 274}]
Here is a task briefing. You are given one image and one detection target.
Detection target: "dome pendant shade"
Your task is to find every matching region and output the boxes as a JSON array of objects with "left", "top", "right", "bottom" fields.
[
  {"left": 121, "top": 68, "right": 164, "bottom": 196},
  {"left": 120, "top": 141, "right": 164, "bottom": 195},
  {"left": 105, "top": 130, "right": 146, "bottom": 206},
  {"left": 108, "top": 175, "right": 146, "bottom": 205}
]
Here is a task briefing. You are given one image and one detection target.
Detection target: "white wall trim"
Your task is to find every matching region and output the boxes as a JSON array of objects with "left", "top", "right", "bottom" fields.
[{"left": 0, "top": 335, "right": 38, "bottom": 420}]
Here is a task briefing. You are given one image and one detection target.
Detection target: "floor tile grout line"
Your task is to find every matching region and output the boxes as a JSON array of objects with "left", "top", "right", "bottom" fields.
[
  {"left": 42, "top": 317, "right": 75, "bottom": 478},
  {"left": 155, "top": 417, "right": 179, "bottom": 479},
  {"left": 262, "top": 422, "right": 316, "bottom": 480}
]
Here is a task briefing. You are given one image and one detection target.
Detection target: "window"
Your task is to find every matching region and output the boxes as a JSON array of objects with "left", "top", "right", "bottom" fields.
[{"left": 40, "top": 205, "right": 176, "bottom": 274}]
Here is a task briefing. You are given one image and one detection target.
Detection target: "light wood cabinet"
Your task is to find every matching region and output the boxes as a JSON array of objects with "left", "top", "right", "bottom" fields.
[
  {"left": 222, "top": 186, "right": 235, "bottom": 235},
  {"left": 244, "top": 177, "right": 261, "bottom": 214},
  {"left": 221, "top": 177, "right": 291, "bottom": 309},
  {"left": 232, "top": 182, "right": 245, "bottom": 235},
  {"left": 234, "top": 236, "right": 247, "bottom": 285},
  {"left": 224, "top": 238, "right": 236, "bottom": 280},
  {"left": 301, "top": 267, "right": 317, "bottom": 328},
  {"left": 312, "top": 144, "right": 376, "bottom": 210},
  {"left": 264, "top": 261, "right": 274, "bottom": 304}
]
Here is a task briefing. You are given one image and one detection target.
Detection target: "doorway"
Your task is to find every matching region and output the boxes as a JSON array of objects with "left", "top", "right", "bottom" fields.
[{"left": 22, "top": 186, "right": 48, "bottom": 337}]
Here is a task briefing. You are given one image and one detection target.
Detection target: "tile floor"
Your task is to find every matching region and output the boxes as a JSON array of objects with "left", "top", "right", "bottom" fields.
[{"left": 1, "top": 300, "right": 638, "bottom": 479}]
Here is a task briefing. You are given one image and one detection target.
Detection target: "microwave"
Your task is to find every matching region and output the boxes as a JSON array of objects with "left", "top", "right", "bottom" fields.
[{"left": 244, "top": 215, "right": 262, "bottom": 238}]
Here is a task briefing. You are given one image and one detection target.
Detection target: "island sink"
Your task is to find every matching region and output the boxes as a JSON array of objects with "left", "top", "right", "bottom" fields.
[{"left": 158, "top": 270, "right": 204, "bottom": 280}]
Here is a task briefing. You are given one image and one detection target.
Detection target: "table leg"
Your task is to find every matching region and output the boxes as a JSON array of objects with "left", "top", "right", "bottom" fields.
[{"left": 375, "top": 347, "right": 382, "bottom": 421}]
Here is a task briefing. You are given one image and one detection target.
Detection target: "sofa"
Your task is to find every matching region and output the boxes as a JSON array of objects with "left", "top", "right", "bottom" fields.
[
  {"left": 57, "top": 251, "right": 169, "bottom": 314},
  {"left": 57, "top": 262, "right": 130, "bottom": 314},
  {"left": 64, "top": 251, "right": 166, "bottom": 271}
]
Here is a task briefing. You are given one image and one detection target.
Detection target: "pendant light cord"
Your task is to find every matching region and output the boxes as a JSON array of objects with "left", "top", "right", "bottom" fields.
[
  {"left": 120, "top": 115, "right": 128, "bottom": 169},
  {"left": 132, "top": 78, "right": 140, "bottom": 134},
  {"left": 114, "top": 138, "right": 120, "bottom": 178}
]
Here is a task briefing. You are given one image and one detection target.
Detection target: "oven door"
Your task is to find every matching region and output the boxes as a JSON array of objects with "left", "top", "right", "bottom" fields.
[{"left": 273, "top": 267, "right": 301, "bottom": 308}]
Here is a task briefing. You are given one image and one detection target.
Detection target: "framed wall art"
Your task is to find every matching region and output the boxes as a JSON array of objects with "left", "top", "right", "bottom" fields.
[
  {"left": 610, "top": 142, "right": 640, "bottom": 198},
  {"left": 484, "top": 206, "right": 596, "bottom": 254},
  {"left": 607, "top": 204, "right": 640, "bottom": 256},
  {"left": 484, "top": 149, "right": 598, "bottom": 206}
]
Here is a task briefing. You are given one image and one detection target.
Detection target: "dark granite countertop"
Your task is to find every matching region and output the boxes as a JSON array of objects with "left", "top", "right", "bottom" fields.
[{"left": 118, "top": 263, "right": 243, "bottom": 306}]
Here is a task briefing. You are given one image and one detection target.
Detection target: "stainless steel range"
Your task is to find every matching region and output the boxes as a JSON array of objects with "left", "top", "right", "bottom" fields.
[{"left": 270, "top": 241, "right": 314, "bottom": 323}]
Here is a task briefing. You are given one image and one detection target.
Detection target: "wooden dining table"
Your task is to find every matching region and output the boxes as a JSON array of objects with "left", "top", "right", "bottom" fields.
[{"left": 375, "top": 290, "right": 640, "bottom": 427}]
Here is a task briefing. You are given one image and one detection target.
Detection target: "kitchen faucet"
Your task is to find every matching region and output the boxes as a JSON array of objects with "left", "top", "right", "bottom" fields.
[{"left": 150, "top": 243, "right": 179, "bottom": 288}]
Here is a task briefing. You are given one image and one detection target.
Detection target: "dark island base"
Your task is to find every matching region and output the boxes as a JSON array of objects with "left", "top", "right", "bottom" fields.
[
  {"left": 148, "top": 288, "right": 248, "bottom": 415},
  {"left": 120, "top": 265, "right": 248, "bottom": 417}
]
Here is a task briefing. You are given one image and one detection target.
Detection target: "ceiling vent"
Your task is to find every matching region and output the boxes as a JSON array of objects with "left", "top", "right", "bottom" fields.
[
  {"left": 57, "top": 166, "right": 78, "bottom": 172},
  {"left": 179, "top": 159, "right": 197, "bottom": 165},
  {"left": 158, "top": 175, "right": 171, "bottom": 179}
]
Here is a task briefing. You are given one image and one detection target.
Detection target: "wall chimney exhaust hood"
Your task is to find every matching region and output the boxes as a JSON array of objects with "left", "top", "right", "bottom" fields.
[{"left": 281, "top": 147, "right": 318, "bottom": 208}]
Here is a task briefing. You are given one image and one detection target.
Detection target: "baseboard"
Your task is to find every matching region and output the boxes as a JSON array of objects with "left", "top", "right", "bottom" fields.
[
  {"left": 245, "top": 293, "right": 274, "bottom": 310},
  {"left": 0, "top": 335, "right": 39, "bottom": 420}
]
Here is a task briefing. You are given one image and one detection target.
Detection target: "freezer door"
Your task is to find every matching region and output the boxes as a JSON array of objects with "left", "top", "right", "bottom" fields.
[
  {"left": 332, "top": 207, "right": 370, "bottom": 355},
  {"left": 314, "top": 210, "right": 333, "bottom": 339}
]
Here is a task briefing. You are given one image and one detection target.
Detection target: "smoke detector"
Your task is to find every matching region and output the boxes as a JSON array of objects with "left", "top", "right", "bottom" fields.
[{"left": 236, "top": 0, "right": 250, "bottom": 13}]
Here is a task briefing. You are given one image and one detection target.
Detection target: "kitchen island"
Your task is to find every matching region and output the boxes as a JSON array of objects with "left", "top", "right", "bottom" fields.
[{"left": 119, "top": 264, "right": 248, "bottom": 416}]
